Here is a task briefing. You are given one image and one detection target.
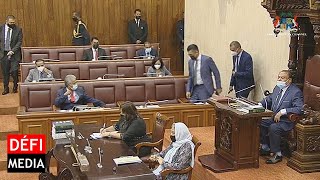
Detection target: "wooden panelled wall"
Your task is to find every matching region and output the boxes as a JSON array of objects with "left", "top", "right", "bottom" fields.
[{"left": 0, "top": 0, "right": 185, "bottom": 72}]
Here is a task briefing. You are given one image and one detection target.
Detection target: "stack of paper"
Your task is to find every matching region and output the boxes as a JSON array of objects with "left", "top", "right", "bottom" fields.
[{"left": 113, "top": 156, "right": 142, "bottom": 165}]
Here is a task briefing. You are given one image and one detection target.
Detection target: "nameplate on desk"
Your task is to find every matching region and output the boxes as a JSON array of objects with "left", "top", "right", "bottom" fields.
[{"left": 113, "top": 156, "right": 142, "bottom": 166}]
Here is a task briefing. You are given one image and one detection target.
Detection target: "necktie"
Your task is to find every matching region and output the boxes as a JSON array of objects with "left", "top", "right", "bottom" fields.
[
  {"left": 40, "top": 72, "right": 45, "bottom": 79},
  {"left": 136, "top": 19, "right": 140, "bottom": 27},
  {"left": 95, "top": 49, "right": 98, "bottom": 60},
  {"left": 70, "top": 91, "right": 76, "bottom": 103},
  {"left": 193, "top": 60, "right": 199, "bottom": 85},
  {"left": 273, "top": 89, "right": 283, "bottom": 110},
  {"left": 235, "top": 56, "right": 239, "bottom": 72},
  {"left": 5, "top": 28, "right": 11, "bottom": 51}
]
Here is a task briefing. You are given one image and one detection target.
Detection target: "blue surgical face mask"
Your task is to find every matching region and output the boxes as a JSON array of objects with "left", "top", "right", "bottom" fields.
[
  {"left": 72, "top": 84, "right": 78, "bottom": 91},
  {"left": 276, "top": 80, "right": 287, "bottom": 89}
]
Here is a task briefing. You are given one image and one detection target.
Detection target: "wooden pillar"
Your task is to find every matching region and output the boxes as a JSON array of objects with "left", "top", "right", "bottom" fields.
[{"left": 288, "top": 32, "right": 299, "bottom": 83}]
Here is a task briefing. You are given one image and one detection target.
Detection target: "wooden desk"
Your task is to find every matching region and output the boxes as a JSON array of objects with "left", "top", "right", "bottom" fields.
[
  {"left": 18, "top": 103, "right": 215, "bottom": 150},
  {"left": 198, "top": 99, "right": 273, "bottom": 172},
  {"left": 53, "top": 125, "right": 155, "bottom": 179}
]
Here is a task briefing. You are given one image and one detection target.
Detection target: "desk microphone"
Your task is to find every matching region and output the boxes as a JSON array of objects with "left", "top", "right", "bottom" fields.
[
  {"left": 233, "top": 85, "right": 255, "bottom": 95},
  {"left": 101, "top": 74, "right": 125, "bottom": 79}
]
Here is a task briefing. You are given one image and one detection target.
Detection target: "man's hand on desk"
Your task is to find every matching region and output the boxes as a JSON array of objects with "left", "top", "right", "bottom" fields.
[
  {"left": 101, "top": 131, "right": 111, "bottom": 137},
  {"left": 274, "top": 112, "right": 282, "bottom": 123}
]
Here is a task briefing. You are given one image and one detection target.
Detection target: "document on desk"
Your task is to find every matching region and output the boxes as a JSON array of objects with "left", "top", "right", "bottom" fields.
[
  {"left": 90, "top": 133, "right": 102, "bottom": 139},
  {"left": 113, "top": 156, "right": 142, "bottom": 166}
]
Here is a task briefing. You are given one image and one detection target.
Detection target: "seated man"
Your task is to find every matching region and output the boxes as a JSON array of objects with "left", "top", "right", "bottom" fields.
[
  {"left": 260, "top": 70, "right": 303, "bottom": 164},
  {"left": 54, "top": 75, "right": 106, "bottom": 110},
  {"left": 24, "top": 59, "right": 54, "bottom": 82},
  {"left": 136, "top": 41, "right": 158, "bottom": 58},
  {"left": 82, "top": 37, "right": 107, "bottom": 61}
]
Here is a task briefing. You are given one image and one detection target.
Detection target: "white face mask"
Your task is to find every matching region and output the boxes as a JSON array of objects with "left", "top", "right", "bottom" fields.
[
  {"left": 72, "top": 84, "right": 78, "bottom": 91},
  {"left": 37, "top": 66, "right": 45, "bottom": 72},
  {"left": 231, "top": 51, "right": 238, "bottom": 56},
  {"left": 154, "top": 64, "right": 161, "bottom": 69},
  {"left": 276, "top": 80, "right": 287, "bottom": 89}
]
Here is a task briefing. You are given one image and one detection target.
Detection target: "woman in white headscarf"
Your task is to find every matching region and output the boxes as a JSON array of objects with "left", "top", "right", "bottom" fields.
[{"left": 151, "top": 122, "right": 195, "bottom": 180}]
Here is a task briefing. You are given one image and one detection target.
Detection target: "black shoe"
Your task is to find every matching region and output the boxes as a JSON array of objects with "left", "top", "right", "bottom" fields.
[
  {"left": 12, "top": 88, "right": 18, "bottom": 93},
  {"left": 2, "top": 89, "right": 9, "bottom": 95},
  {"left": 260, "top": 149, "right": 270, "bottom": 156},
  {"left": 266, "top": 155, "right": 282, "bottom": 164}
]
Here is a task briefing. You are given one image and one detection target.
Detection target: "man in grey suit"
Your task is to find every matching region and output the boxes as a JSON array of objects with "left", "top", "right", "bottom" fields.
[
  {"left": 25, "top": 59, "right": 54, "bottom": 82},
  {"left": 0, "top": 15, "right": 23, "bottom": 95},
  {"left": 259, "top": 70, "right": 303, "bottom": 164},
  {"left": 186, "top": 44, "right": 222, "bottom": 101},
  {"left": 128, "top": 9, "right": 148, "bottom": 44}
]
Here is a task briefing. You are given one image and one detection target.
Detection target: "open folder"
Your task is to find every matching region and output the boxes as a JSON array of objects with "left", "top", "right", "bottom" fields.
[{"left": 113, "top": 156, "right": 142, "bottom": 165}]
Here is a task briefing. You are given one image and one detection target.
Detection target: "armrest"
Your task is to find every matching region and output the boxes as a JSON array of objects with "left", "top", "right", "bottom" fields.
[
  {"left": 18, "top": 106, "right": 26, "bottom": 113},
  {"left": 178, "top": 98, "right": 190, "bottom": 104},
  {"left": 135, "top": 139, "right": 163, "bottom": 155},
  {"left": 161, "top": 166, "right": 192, "bottom": 178},
  {"left": 288, "top": 113, "right": 303, "bottom": 123}
]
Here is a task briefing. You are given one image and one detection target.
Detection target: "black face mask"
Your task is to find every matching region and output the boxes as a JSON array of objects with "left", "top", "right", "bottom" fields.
[
  {"left": 170, "top": 135, "right": 176, "bottom": 142},
  {"left": 7, "top": 24, "right": 15, "bottom": 29},
  {"left": 190, "top": 56, "right": 197, "bottom": 60},
  {"left": 93, "top": 43, "right": 99, "bottom": 49},
  {"left": 136, "top": 16, "right": 141, "bottom": 20},
  {"left": 72, "top": 17, "right": 78, "bottom": 22}
]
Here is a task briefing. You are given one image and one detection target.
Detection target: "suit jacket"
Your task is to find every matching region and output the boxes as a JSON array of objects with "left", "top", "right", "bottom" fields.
[
  {"left": 187, "top": 55, "right": 221, "bottom": 96},
  {"left": 136, "top": 48, "right": 158, "bottom": 57},
  {"left": 72, "top": 21, "right": 90, "bottom": 46},
  {"left": 0, "top": 24, "right": 23, "bottom": 64},
  {"left": 82, "top": 48, "right": 107, "bottom": 61},
  {"left": 260, "top": 84, "right": 304, "bottom": 131},
  {"left": 54, "top": 86, "right": 106, "bottom": 110},
  {"left": 230, "top": 50, "right": 255, "bottom": 91},
  {"left": 128, "top": 19, "right": 148, "bottom": 44},
  {"left": 24, "top": 68, "right": 53, "bottom": 82}
]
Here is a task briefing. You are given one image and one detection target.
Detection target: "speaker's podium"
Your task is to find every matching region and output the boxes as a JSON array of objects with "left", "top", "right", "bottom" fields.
[{"left": 199, "top": 96, "right": 273, "bottom": 172}]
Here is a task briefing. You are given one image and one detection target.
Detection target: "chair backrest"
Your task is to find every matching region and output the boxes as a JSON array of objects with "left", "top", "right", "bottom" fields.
[
  {"left": 152, "top": 112, "right": 169, "bottom": 151},
  {"left": 188, "top": 136, "right": 201, "bottom": 180}
]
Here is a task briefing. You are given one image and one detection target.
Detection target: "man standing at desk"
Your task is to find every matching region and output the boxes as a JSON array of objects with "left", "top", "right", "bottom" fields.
[
  {"left": 186, "top": 44, "right": 222, "bottom": 101},
  {"left": 259, "top": 70, "right": 303, "bottom": 164},
  {"left": 229, "top": 41, "right": 255, "bottom": 98},
  {"left": 0, "top": 15, "right": 23, "bottom": 95},
  {"left": 128, "top": 9, "right": 148, "bottom": 44},
  {"left": 54, "top": 75, "right": 106, "bottom": 110}
]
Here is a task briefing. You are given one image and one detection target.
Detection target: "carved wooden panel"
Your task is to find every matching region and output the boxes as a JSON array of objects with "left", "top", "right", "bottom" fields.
[
  {"left": 182, "top": 110, "right": 205, "bottom": 127},
  {"left": 275, "top": 0, "right": 309, "bottom": 9},
  {"left": 219, "top": 115, "right": 232, "bottom": 152},
  {"left": 306, "top": 135, "right": 320, "bottom": 152}
]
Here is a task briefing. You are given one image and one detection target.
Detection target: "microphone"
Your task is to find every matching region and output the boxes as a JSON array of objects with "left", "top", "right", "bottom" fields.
[
  {"left": 259, "top": 84, "right": 268, "bottom": 110},
  {"left": 234, "top": 85, "right": 255, "bottom": 95},
  {"left": 100, "top": 74, "right": 125, "bottom": 79}
]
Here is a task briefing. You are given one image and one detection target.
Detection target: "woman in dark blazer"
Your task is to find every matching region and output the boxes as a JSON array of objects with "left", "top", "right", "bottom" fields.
[
  {"left": 100, "top": 101, "right": 151, "bottom": 157},
  {"left": 147, "top": 57, "right": 172, "bottom": 77}
]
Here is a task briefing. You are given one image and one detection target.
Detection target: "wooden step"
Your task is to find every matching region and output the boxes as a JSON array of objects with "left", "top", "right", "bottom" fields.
[{"left": 0, "top": 82, "right": 19, "bottom": 115}]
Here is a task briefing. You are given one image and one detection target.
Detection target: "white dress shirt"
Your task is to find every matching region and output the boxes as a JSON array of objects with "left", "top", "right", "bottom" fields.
[
  {"left": 278, "top": 86, "right": 289, "bottom": 115},
  {"left": 92, "top": 48, "right": 98, "bottom": 61},
  {"left": 68, "top": 91, "right": 79, "bottom": 102},
  {"left": 4, "top": 24, "right": 12, "bottom": 48},
  {"left": 235, "top": 50, "right": 243, "bottom": 72},
  {"left": 194, "top": 54, "right": 203, "bottom": 85},
  {"left": 135, "top": 19, "right": 140, "bottom": 27}
]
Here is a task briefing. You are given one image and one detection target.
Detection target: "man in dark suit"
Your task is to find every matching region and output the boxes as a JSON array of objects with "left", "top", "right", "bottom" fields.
[
  {"left": 259, "top": 70, "right": 303, "bottom": 164},
  {"left": 136, "top": 41, "right": 158, "bottom": 58},
  {"left": 0, "top": 15, "right": 23, "bottom": 95},
  {"left": 229, "top": 41, "right": 255, "bottom": 98},
  {"left": 82, "top": 37, "right": 107, "bottom": 61},
  {"left": 54, "top": 75, "right": 106, "bottom": 110},
  {"left": 72, "top": 12, "right": 90, "bottom": 46},
  {"left": 176, "top": 12, "right": 184, "bottom": 68},
  {"left": 186, "top": 44, "right": 222, "bottom": 101},
  {"left": 128, "top": 9, "right": 148, "bottom": 44}
]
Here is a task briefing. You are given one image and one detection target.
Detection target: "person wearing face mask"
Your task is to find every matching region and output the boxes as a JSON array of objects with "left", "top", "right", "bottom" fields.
[
  {"left": 24, "top": 59, "right": 54, "bottom": 82},
  {"left": 128, "top": 9, "right": 148, "bottom": 44},
  {"left": 186, "top": 44, "right": 222, "bottom": 102},
  {"left": 0, "top": 15, "right": 23, "bottom": 95},
  {"left": 136, "top": 41, "right": 158, "bottom": 58},
  {"left": 150, "top": 122, "right": 195, "bottom": 180},
  {"left": 146, "top": 57, "right": 171, "bottom": 77},
  {"left": 259, "top": 70, "right": 303, "bottom": 164},
  {"left": 100, "top": 101, "right": 151, "bottom": 157},
  {"left": 72, "top": 12, "right": 90, "bottom": 46},
  {"left": 54, "top": 75, "right": 106, "bottom": 110},
  {"left": 229, "top": 41, "right": 255, "bottom": 98},
  {"left": 82, "top": 37, "right": 107, "bottom": 61}
]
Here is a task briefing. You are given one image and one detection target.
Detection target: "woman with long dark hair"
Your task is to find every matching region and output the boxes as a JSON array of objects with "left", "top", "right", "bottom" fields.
[
  {"left": 146, "top": 57, "right": 172, "bottom": 77},
  {"left": 100, "top": 101, "right": 151, "bottom": 157}
]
